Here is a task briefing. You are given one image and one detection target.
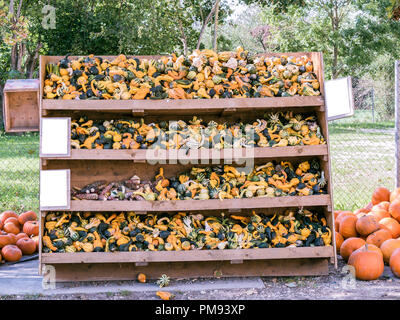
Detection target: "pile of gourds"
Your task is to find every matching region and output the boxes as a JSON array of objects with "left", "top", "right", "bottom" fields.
[
  {"left": 71, "top": 112, "right": 325, "bottom": 150},
  {"left": 72, "top": 159, "right": 327, "bottom": 201},
  {"left": 44, "top": 47, "right": 321, "bottom": 100},
  {"left": 42, "top": 210, "right": 332, "bottom": 253}
]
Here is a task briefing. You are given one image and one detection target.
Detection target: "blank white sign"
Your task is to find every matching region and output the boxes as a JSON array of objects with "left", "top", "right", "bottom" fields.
[
  {"left": 40, "top": 170, "right": 70, "bottom": 209},
  {"left": 325, "top": 76, "right": 354, "bottom": 121},
  {"left": 40, "top": 118, "right": 70, "bottom": 156}
]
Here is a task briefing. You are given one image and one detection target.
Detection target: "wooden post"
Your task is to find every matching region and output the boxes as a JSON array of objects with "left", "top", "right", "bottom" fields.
[{"left": 395, "top": 61, "right": 400, "bottom": 188}]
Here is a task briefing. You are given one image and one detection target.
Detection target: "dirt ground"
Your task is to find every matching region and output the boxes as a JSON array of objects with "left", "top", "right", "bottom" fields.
[{"left": 1, "top": 258, "right": 399, "bottom": 300}]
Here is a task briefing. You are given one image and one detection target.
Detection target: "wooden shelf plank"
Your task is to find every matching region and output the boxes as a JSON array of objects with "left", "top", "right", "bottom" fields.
[
  {"left": 42, "top": 246, "right": 334, "bottom": 264},
  {"left": 42, "top": 96, "right": 325, "bottom": 112},
  {"left": 42, "top": 145, "right": 328, "bottom": 161},
  {"left": 60, "top": 195, "right": 331, "bottom": 212}
]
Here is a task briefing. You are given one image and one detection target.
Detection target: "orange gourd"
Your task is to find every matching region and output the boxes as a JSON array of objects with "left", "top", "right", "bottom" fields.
[
  {"left": 137, "top": 273, "right": 146, "bottom": 283},
  {"left": 390, "top": 248, "right": 400, "bottom": 278},
  {"left": 339, "top": 215, "right": 358, "bottom": 239},
  {"left": 368, "top": 209, "right": 390, "bottom": 222},
  {"left": 372, "top": 201, "right": 390, "bottom": 212},
  {"left": 23, "top": 221, "right": 39, "bottom": 237},
  {"left": 379, "top": 217, "right": 400, "bottom": 238},
  {"left": 1, "top": 245, "right": 22, "bottom": 262},
  {"left": 31, "top": 236, "right": 39, "bottom": 252},
  {"left": 349, "top": 249, "right": 384, "bottom": 281},
  {"left": 390, "top": 188, "right": 400, "bottom": 203},
  {"left": 340, "top": 237, "right": 366, "bottom": 261},
  {"left": 366, "top": 229, "right": 392, "bottom": 248},
  {"left": 371, "top": 187, "right": 390, "bottom": 205},
  {"left": 380, "top": 239, "right": 400, "bottom": 264},
  {"left": 355, "top": 215, "right": 380, "bottom": 237},
  {"left": 4, "top": 217, "right": 21, "bottom": 228},
  {"left": 335, "top": 211, "right": 355, "bottom": 232},
  {"left": 18, "top": 211, "right": 37, "bottom": 225},
  {"left": 16, "top": 238, "right": 36, "bottom": 255}
]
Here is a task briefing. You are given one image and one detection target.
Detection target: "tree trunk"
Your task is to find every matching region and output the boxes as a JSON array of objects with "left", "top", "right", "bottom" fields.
[
  {"left": 196, "top": 0, "right": 221, "bottom": 50},
  {"left": 212, "top": 1, "right": 220, "bottom": 51}
]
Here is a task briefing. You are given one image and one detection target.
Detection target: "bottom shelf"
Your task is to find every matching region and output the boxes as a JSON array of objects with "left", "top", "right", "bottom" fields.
[{"left": 40, "top": 258, "right": 330, "bottom": 282}]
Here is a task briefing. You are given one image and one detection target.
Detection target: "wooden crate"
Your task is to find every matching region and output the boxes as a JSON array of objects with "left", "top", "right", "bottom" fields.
[
  {"left": 39, "top": 52, "right": 336, "bottom": 281},
  {"left": 3, "top": 79, "right": 39, "bottom": 132}
]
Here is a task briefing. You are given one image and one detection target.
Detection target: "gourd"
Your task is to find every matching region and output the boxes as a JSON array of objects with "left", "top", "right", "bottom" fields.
[
  {"left": 334, "top": 211, "right": 355, "bottom": 232},
  {"left": 137, "top": 273, "right": 146, "bottom": 283},
  {"left": 366, "top": 229, "right": 392, "bottom": 248},
  {"left": 156, "top": 291, "right": 173, "bottom": 300},
  {"left": 23, "top": 221, "right": 39, "bottom": 237},
  {"left": 16, "top": 238, "right": 36, "bottom": 255},
  {"left": 380, "top": 239, "right": 400, "bottom": 264},
  {"left": 371, "top": 187, "right": 391, "bottom": 205},
  {"left": 355, "top": 215, "right": 380, "bottom": 237},
  {"left": 389, "top": 248, "right": 400, "bottom": 278},
  {"left": 340, "top": 237, "right": 365, "bottom": 261},
  {"left": 379, "top": 217, "right": 400, "bottom": 238},
  {"left": 18, "top": 211, "right": 37, "bottom": 225},
  {"left": 348, "top": 247, "right": 384, "bottom": 281},
  {"left": 1, "top": 244, "right": 22, "bottom": 262}
]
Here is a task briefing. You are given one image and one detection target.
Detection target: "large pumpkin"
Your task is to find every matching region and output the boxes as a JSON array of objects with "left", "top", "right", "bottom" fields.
[
  {"left": 366, "top": 229, "right": 392, "bottom": 248},
  {"left": 388, "top": 199, "right": 400, "bottom": 222},
  {"left": 335, "top": 232, "right": 344, "bottom": 253},
  {"left": 1, "top": 244, "right": 22, "bottom": 262},
  {"left": 4, "top": 217, "right": 21, "bottom": 228},
  {"left": 355, "top": 215, "right": 380, "bottom": 237},
  {"left": 390, "top": 248, "right": 400, "bottom": 278},
  {"left": 340, "top": 237, "right": 366, "bottom": 261},
  {"left": 372, "top": 187, "right": 391, "bottom": 205},
  {"left": 348, "top": 250, "right": 384, "bottom": 281},
  {"left": 335, "top": 212, "right": 355, "bottom": 232},
  {"left": 372, "top": 201, "right": 390, "bottom": 212},
  {"left": 379, "top": 217, "right": 400, "bottom": 238},
  {"left": 390, "top": 188, "right": 400, "bottom": 203},
  {"left": 23, "top": 221, "right": 39, "bottom": 237},
  {"left": 339, "top": 215, "right": 358, "bottom": 239},
  {"left": 380, "top": 239, "right": 400, "bottom": 264},
  {"left": 16, "top": 238, "right": 36, "bottom": 255},
  {"left": 18, "top": 211, "right": 37, "bottom": 225},
  {"left": 348, "top": 244, "right": 382, "bottom": 265},
  {"left": 0, "top": 211, "right": 18, "bottom": 225},
  {"left": 368, "top": 209, "right": 390, "bottom": 222}
]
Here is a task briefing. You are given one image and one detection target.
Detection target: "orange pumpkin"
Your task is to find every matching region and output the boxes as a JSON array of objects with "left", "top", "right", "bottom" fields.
[
  {"left": 339, "top": 215, "right": 358, "bottom": 239},
  {"left": 368, "top": 209, "right": 390, "bottom": 222},
  {"left": 1, "top": 244, "right": 22, "bottom": 262},
  {"left": 15, "top": 233, "right": 29, "bottom": 241},
  {"left": 18, "top": 211, "right": 37, "bottom": 225},
  {"left": 31, "top": 236, "right": 39, "bottom": 252},
  {"left": 372, "top": 201, "right": 390, "bottom": 212},
  {"left": 389, "top": 199, "right": 400, "bottom": 222},
  {"left": 3, "top": 222, "right": 20, "bottom": 235},
  {"left": 335, "top": 232, "right": 344, "bottom": 252},
  {"left": 390, "top": 188, "right": 400, "bottom": 203},
  {"left": 0, "top": 211, "right": 18, "bottom": 225},
  {"left": 7, "top": 233, "right": 17, "bottom": 245},
  {"left": 340, "top": 237, "right": 366, "bottom": 261},
  {"left": 23, "top": 221, "right": 39, "bottom": 237},
  {"left": 349, "top": 250, "right": 384, "bottom": 281},
  {"left": 137, "top": 273, "right": 146, "bottom": 283},
  {"left": 380, "top": 239, "right": 400, "bottom": 264},
  {"left": 16, "top": 238, "right": 36, "bottom": 255},
  {"left": 348, "top": 244, "right": 382, "bottom": 265},
  {"left": 0, "top": 234, "right": 14, "bottom": 248},
  {"left": 355, "top": 215, "right": 380, "bottom": 237},
  {"left": 366, "top": 229, "right": 392, "bottom": 248},
  {"left": 335, "top": 212, "right": 355, "bottom": 232},
  {"left": 372, "top": 187, "right": 391, "bottom": 205},
  {"left": 379, "top": 217, "right": 400, "bottom": 238},
  {"left": 390, "top": 248, "right": 400, "bottom": 277}
]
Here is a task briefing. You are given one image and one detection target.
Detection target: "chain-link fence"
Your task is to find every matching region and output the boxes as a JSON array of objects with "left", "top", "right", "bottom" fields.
[{"left": 0, "top": 104, "right": 396, "bottom": 213}]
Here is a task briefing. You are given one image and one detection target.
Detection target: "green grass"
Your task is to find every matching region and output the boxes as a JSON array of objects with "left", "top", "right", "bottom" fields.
[
  {"left": 0, "top": 132, "right": 39, "bottom": 213},
  {"left": 0, "top": 112, "right": 395, "bottom": 212}
]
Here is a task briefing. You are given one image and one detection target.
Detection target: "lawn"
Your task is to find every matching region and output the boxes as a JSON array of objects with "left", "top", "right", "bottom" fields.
[{"left": 0, "top": 112, "right": 396, "bottom": 213}]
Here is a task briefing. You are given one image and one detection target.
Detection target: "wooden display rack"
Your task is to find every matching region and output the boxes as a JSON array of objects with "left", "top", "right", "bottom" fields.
[{"left": 38, "top": 52, "right": 337, "bottom": 282}]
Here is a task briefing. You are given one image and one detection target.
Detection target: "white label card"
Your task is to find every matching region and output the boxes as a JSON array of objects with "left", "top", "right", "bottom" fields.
[
  {"left": 40, "top": 117, "right": 70, "bottom": 156},
  {"left": 326, "top": 76, "right": 355, "bottom": 121},
  {"left": 40, "top": 169, "right": 70, "bottom": 210}
]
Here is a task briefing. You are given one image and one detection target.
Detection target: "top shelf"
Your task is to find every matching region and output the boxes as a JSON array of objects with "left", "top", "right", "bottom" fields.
[{"left": 41, "top": 96, "right": 325, "bottom": 114}]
